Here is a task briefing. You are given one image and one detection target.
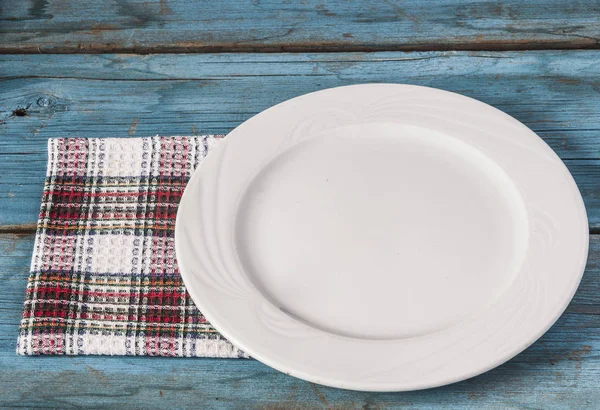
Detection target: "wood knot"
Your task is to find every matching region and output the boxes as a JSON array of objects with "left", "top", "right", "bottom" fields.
[
  {"left": 12, "top": 108, "right": 28, "bottom": 117},
  {"left": 37, "top": 97, "right": 52, "bottom": 107}
]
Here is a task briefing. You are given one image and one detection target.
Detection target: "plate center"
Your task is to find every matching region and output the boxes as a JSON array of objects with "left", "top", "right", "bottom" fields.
[{"left": 236, "top": 125, "right": 528, "bottom": 340}]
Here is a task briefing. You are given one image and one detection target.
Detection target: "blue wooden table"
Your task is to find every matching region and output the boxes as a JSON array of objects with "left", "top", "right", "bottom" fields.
[{"left": 1, "top": 2, "right": 599, "bottom": 408}]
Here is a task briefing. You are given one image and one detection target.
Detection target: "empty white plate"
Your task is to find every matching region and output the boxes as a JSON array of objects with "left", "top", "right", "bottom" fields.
[{"left": 175, "top": 84, "right": 588, "bottom": 391}]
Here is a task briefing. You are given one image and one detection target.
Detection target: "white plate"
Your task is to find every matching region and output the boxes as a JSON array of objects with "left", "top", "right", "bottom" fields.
[{"left": 175, "top": 84, "right": 588, "bottom": 391}]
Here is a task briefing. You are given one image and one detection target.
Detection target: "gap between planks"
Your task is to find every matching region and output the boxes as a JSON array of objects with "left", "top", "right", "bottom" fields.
[{"left": 2, "top": 40, "right": 600, "bottom": 55}]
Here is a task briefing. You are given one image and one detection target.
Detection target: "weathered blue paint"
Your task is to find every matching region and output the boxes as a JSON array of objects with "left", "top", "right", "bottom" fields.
[
  {"left": 1, "top": 52, "right": 600, "bottom": 227},
  {"left": 1, "top": 3, "right": 599, "bottom": 405},
  {"left": 0, "top": 233, "right": 598, "bottom": 408},
  {"left": 1, "top": 0, "right": 599, "bottom": 52}
]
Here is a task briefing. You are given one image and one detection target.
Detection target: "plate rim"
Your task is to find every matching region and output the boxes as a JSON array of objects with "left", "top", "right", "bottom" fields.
[{"left": 175, "top": 83, "right": 589, "bottom": 391}]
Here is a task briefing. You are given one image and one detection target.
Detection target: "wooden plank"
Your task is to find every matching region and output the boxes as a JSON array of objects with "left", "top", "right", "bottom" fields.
[
  {"left": 2, "top": 51, "right": 600, "bottom": 228},
  {"left": 1, "top": 0, "right": 599, "bottom": 53},
  {"left": 1, "top": 232, "right": 599, "bottom": 408}
]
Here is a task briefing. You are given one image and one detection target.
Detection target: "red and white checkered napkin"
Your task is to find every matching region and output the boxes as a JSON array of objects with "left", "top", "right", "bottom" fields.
[{"left": 17, "top": 136, "right": 247, "bottom": 357}]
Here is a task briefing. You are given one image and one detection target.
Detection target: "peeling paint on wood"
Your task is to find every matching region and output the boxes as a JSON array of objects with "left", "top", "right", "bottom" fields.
[
  {"left": 1, "top": 2, "right": 599, "bottom": 406},
  {"left": 1, "top": 51, "right": 600, "bottom": 228},
  {"left": 0, "top": 0, "right": 599, "bottom": 53},
  {"left": 0, "top": 233, "right": 598, "bottom": 408},
  {"left": 128, "top": 118, "right": 139, "bottom": 135}
]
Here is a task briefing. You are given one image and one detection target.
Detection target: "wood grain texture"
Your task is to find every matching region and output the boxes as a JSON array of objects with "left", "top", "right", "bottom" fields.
[
  {"left": 1, "top": 0, "right": 599, "bottom": 53},
  {"left": 1, "top": 51, "right": 600, "bottom": 228},
  {"left": 1, "top": 232, "right": 598, "bottom": 408},
  {"left": 2, "top": 0, "right": 599, "bottom": 406}
]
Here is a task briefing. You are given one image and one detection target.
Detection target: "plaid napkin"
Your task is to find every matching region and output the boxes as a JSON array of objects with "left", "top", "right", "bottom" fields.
[{"left": 17, "top": 136, "right": 247, "bottom": 357}]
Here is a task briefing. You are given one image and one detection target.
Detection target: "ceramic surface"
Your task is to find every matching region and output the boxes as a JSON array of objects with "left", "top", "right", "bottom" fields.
[{"left": 175, "top": 84, "right": 588, "bottom": 391}]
